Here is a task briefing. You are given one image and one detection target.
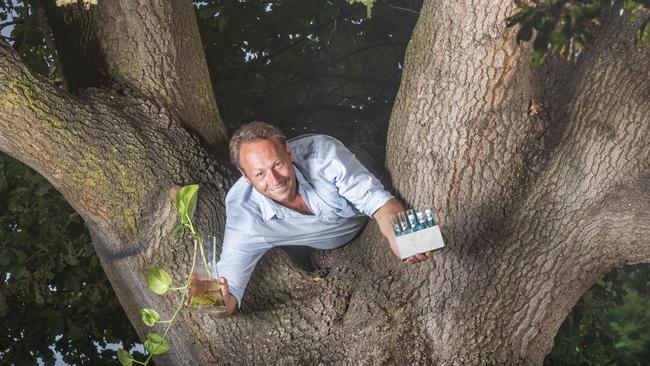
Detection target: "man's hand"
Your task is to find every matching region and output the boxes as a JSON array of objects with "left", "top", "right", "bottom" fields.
[
  {"left": 373, "top": 198, "right": 435, "bottom": 265},
  {"left": 405, "top": 251, "right": 434, "bottom": 265},
  {"left": 186, "top": 274, "right": 237, "bottom": 317}
]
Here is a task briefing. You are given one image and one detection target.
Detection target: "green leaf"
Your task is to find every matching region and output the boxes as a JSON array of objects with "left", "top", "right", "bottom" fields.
[
  {"left": 640, "top": 20, "right": 650, "bottom": 46},
  {"left": 117, "top": 349, "right": 133, "bottom": 366},
  {"left": 623, "top": 0, "right": 637, "bottom": 11},
  {"left": 514, "top": 0, "right": 530, "bottom": 10},
  {"left": 175, "top": 184, "right": 199, "bottom": 225},
  {"left": 144, "top": 332, "right": 170, "bottom": 355},
  {"left": 148, "top": 333, "right": 165, "bottom": 343},
  {"left": 140, "top": 308, "right": 160, "bottom": 327},
  {"left": 529, "top": 50, "right": 548, "bottom": 67},
  {"left": 145, "top": 266, "right": 172, "bottom": 295}
]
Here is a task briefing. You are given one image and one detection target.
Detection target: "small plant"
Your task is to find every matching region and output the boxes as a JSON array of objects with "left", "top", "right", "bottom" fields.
[{"left": 117, "top": 184, "right": 214, "bottom": 366}]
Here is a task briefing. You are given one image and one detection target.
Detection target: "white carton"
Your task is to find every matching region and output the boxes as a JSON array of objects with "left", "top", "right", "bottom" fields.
[{"left": 395, "top": 225, "right": 445, "bottom": 260}]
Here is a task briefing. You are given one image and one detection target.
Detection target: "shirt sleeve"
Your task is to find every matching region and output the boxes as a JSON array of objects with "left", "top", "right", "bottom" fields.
[
  {"left": 319, "top": 137, "right": 394, "bottom": 217},
  {"left": 216, "top": 228, "right": 269, "bottom": 308}
]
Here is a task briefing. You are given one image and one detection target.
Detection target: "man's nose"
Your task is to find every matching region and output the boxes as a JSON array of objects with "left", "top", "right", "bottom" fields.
[{"left": 268, "top": 169, "right": 281, "bottom": 186}]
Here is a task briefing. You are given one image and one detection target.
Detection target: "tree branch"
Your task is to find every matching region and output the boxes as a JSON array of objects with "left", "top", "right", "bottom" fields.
[
  {"left": 38, "top": 0, "right": 227, "bottom": 155},
  {"left": 0, "top": 39, "right": 187, "bottom": 241}
]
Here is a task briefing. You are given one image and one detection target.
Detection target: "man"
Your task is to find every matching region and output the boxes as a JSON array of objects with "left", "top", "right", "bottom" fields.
[{"left": 194, "top": 122, "right": 434, "bottom": 317}]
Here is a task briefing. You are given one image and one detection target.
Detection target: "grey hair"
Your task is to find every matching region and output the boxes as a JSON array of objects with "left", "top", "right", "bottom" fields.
[{"left": 229, "top": 121, "right": 287, "bottom": 170}]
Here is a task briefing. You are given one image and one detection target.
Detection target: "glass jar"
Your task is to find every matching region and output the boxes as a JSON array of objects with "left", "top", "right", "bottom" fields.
[{"left": 187, "top": 235, "right": 226, "bottom": 313}]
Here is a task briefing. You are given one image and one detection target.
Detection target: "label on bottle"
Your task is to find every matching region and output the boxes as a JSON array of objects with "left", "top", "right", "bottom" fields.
[
  {"left": 408, "top": 214, "right": 419, "bottom": 231},
  {"left": 416, "top": 211, "right": 426, "bottom": 224},
  {"left": 425, "top": 209, "right": 434, "bottom": 225}
]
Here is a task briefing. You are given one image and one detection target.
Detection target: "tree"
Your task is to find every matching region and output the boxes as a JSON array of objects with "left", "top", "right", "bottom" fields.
[
  {"left": 0, "top": 152, "right": 147, "bottom": 364},
  {"left": 0, "top": 0, "right": 648, "bottom": 365}
]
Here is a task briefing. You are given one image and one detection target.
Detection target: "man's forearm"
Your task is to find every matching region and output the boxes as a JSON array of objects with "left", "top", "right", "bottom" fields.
[{"left": 372, "top": 197, "right": 405, "bottom": 257}]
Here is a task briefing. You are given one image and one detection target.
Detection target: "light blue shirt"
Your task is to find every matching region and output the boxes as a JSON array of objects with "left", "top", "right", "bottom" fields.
[{"left": 217, "top": 134, "right": 393, "bottom": 306}]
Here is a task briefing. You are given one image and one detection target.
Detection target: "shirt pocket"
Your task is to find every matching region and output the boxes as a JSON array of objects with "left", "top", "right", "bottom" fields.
[{"left": 316, "top": 188, "right": 359, "bottom": 221}]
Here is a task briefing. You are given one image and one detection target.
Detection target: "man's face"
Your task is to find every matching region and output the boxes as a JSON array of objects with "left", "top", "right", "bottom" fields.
[{"left": 239, "top": 139, "right": 297, "bottom": 205}]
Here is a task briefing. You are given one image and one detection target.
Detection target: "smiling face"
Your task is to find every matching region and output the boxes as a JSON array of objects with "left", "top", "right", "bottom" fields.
[{"left": 239, "top": 138, "right": 297, "bottom": 205}]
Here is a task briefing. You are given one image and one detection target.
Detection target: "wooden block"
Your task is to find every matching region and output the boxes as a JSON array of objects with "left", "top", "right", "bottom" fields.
[{"left": 395, "top": 225, "right": 445, "bottom": 260}]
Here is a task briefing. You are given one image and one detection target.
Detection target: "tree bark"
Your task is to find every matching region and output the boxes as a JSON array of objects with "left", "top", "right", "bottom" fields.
[
  {"left": 36, "top": 0, "right": 227, "bottom": 154},
  {"left": 387, "top": 1, "right": 650, "bottom": 364},
  {"left": 0, "top": 0, "right": 649, "bottom": 365}
]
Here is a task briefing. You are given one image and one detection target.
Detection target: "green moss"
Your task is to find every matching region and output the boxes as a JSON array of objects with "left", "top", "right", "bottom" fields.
[
  {"left": 112, "top": 160, "right": 139, "bottom": 194},
  {"left": 83, "top": 178, "right": 97, "bottom": 187},
  {"left": 3, "top": 79, "right": 64, "bottom": 129},
  {"left": 121, "top": 207, "right": 139, "bottom": 235},
  {"left": 0, "top": 90, "right": 21, "bottom": 109}
]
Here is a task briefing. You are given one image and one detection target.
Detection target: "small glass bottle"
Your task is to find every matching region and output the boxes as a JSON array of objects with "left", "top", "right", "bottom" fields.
[
  {"left": 416, "top": 208, "right": 428, "bottom": 229},
  {"left": 390, "top": 214, "right": 402, "bottom": 237},
  {"left": 188, "top": 235, "right": 226, "bottom": 313},
  {"left": 406, "top": 209, "right": 421, "bottom": 232},
  {"left": 424, "top": 208, "right": 436, "bottom": 227},
  {"left": 398, "top": 211, "right": 412, "bottom": 235}
]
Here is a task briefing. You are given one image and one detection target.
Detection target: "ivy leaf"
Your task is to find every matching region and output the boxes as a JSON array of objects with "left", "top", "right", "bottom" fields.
[
  {"left": 144, "top": 332, "right": 170, "bottom": 355},
  {"left": 117, "top": 349, "right": 133, "bottom": 366},
  {"left": 175, "top": 184, "right": 199, "bottom": 225},
  {"left": 145, "top": 266, "right": 172, "bottom": 295},
  {"left": 140, "top": 308, "right": 160, "bottom": 327}
]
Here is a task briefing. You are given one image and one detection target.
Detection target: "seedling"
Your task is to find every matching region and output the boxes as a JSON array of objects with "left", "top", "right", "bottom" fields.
[{"left": 117, "top": 184, "right": 213, "bottom": 366}]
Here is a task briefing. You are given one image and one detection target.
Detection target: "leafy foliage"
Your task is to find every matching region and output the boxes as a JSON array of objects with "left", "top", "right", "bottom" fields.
[
  {"left": 0, "top": 152, "right": 146, "bottom": 365},
  {"left": 119, "top": 184, "right": 210, "bottom": 365},
  {"left": 545, "top": 264, "right": 650, "bottom": 365},
  {"left": 508, "top": 0, "right": 650, "bottom": 66},
  {"left": 196, "top": 0, "right": 420, "bottom": 151},
  {"left": 346, "top": 0, "right": 375, "bottom": 18},
  {"left": 0, "top": 0, "right": 62, "bottom": 84}
]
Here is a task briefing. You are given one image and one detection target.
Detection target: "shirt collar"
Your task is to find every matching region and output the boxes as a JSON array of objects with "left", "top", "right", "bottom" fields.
[{"left": 255, "top": 164, "right": 310, "bottom": 222}]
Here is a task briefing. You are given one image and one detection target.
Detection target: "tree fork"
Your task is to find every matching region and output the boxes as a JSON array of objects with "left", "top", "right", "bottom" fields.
[
  {"left": 37, "top": 0, "right": 228, "bottom": 154},
  {"left": 384, "top": 0, "right": 650, "bottom": 364}
]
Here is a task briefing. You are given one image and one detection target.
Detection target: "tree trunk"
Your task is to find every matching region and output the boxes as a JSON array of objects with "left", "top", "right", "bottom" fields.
[
  {"left": 0, "top": 0, "right": 649, "bottom": 365},
  {"left": 387, "top": 1, "right": 650, "bottom": 364}
]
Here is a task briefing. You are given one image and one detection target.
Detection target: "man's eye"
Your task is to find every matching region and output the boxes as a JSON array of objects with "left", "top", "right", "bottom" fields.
[{"left": 256, "top": 172, "right": 265, "bottom": 178}]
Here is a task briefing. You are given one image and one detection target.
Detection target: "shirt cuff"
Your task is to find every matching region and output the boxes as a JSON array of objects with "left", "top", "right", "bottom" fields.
[
  {"left": 228, "top": 285, "right": 243, "bottom": 309},
  {"left": 363, "top": 190, "right": 394, "bottom": 217}
]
